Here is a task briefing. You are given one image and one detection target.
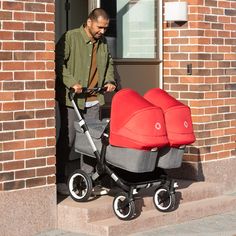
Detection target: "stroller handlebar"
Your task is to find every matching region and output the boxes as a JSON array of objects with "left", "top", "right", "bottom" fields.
[{"left": 69, "top": 87, "right": 108, "bottom": 101}]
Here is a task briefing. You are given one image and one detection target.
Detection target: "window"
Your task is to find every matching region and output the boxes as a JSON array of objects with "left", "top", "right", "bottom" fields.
[{"left": 101, "top": 0, "right": 159, "bottom": 59}]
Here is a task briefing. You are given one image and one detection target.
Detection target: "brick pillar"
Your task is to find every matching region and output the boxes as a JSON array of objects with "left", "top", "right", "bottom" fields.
[
  {"left": 0, "top": 1, "right": 56, "bottom": 235},
  {"left": 163, "top": 0, "right": 236, "bottom": 188}
]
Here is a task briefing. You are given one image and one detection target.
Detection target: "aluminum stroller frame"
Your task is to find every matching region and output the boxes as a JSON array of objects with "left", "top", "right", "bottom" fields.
[{"left": 67, "top": 88, "right": 178, "bottom": 220}]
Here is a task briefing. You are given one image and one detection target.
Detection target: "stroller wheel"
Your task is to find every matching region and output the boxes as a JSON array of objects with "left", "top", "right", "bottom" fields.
[
  {"left": 113, "top": 192, "right": 136, "bottom": 220},
  {"left": 68, "top": 169, "right": 93, "bottom": 202},
  {"left": 153, "top": 186, "right": 176, "bottom": 212}
]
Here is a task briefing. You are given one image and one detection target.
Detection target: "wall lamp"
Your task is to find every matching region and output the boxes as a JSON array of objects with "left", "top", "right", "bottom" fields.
[{"left": 164, "top": 2, "right": 188, "bottom": 22}]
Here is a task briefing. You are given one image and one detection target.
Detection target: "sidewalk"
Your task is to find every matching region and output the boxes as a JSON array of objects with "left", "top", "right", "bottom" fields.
[{"left": 36, "top": 210, "right": 236, "bottom": 236}]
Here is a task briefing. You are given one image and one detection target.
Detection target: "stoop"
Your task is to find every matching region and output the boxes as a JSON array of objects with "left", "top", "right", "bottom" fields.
[{"left": 57, "top": 180, "right": 236, "bottom": 236}]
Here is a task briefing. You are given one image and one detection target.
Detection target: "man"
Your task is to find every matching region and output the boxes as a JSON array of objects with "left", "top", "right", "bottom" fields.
[{"left": 55, "top": 8, "right": 116, "bottom": 195}]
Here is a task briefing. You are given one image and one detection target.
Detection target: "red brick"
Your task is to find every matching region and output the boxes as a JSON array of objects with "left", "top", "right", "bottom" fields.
[
  {"left": 26, "top": 139, "right": 47, "bottom": 149},
  {"left": 0, "top": 131, "right": 13, "bottom": 141},
  {"left": 15, "top": 130, "right": 35, "bottom": 140},
  {"left": 25, "top": 119, "right": 46, "bottom": 129},
  {"left": 25, "top": 101, "right": 45, "bottom": 109},
  {"left": 0, "top": 72, "right": 13, "bottom": 81},
  {"left": 15, "top": 169, "right": 35, "bottom": 179},
  {"left": 36, "top": 71, "right": 55, "bottom": 79},
  {"left": 46, "top": 22, "right": 55, "bottom": 31},
  {"left": 0, "top": 31, "right": 13, "bottom": 40},
  {"left": 25, "top": 42, "right": 45, "bottom": 50},
  {"left": 3, "top": 102, "right": 24, "bottom": 111},
  {"left": 0, "top": 152, "right": 14, "bottom": 161},
  {"left": 36, "top": 52, "right": 54, "bottom": 60},
  {"left": 37, "top": 166, "right": 55, "bottom": 176},
  {"left": 25, "top": 3, "right": 45, "bottom": 12},
  {"left": 26, "top": 177, "right": 46, "bottom": 188},
  {"left": 14, "top": 32, "right": 34, "bottom": 40},
  {"left": 3, "top": 1, "right": 24, "bottom": 10},
  {"left": 3, "top": 81, "right": 24, "bottom": 90},
  {"left": 36, "top": 128, "right": 55, "bottom": 138},
  {"left": 36, "top": 109, "right": 54, "bottom": 118},
  {"left": 0, "top": 112, "right": 13, "bottom": 121},
  {"left": 3, "top": 160, "right": 24, "bottom": 171},
  {"left": 36, "top": 90, "right": 55, "bottom": 99},
  {"left": 36, "top": 32, "right": 54, "bottom": 41},
  {"left": 0, "top": 172, "right": 14, "bottom": 181},
  {"left": 14, "top": 12, "right": 34, "bottom": 21},
  {"left": 46, "top": 100, "right": 56, "bottom": 108},
  {"left": 25, "top": 62, "right": 45, "bottom": 70},
  {"left": 2, "top": 21, "right": 24, "bottom": 30},
  {"left": 47, "top": 138, "right": 56, "bottom": 147},
  {"left": 25, "top": 22, "right": 45, "bottom": 31},
  {"left": 26, "top": 158, "right": 46, "bottom": 168},
  {"left": 3, "top": 121, "right": 24, "bottom": 131},
  {"left": 15, "top": 149, "right": 36, "bottom": 160},
  {"left": 46, "top": 3, "right": 55, "bottom": 13},
  {"left": 14, "top": 91, "right": 35, "bottom": 100},
  {"left": 15, "top": 111, "right": 34, "bottom": 120},
  {"left": 25, "top": 81, "right": 45, "bottom": 90},
  {"left": 0, "top": 11, "right": 12, "bottom": 20},
  {"left": 46, "top": 62, "right": 55, "bottom": 70},
  {"left": 3, "top": 62, "right": 24, "bottom": 70},
  {"left": 46, "top": 156, "right": 56, "bottom": 165},
  {"left": 3, "top": 141, "right": 25, "bottom": 152},
  {"left": 0, "top": 52, "right": 12, "bottom": 60},
  {"left": 4, "top": 180, "right": 25, "bottom": 190},
  {"left": 47, "top": 175, "right": 56, "bottom": 184},
  {"left": 37, "top": 147, "right": 55, "bottom": 158},
  {"left": 0, "top": 92, "right": 14, "bottom": 101},
  {"left": 36, "top": 13, "right": 54, "bottom": 22},
  {"left": 14, "top": 52, "right": 35, "bottom": 60},
  {"left": 2, "top": 42, "right": 24, "bottom": 50}
]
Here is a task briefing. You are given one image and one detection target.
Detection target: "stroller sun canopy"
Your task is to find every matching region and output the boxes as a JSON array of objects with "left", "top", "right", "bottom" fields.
[
  {"left": 144, "top": 88, "right": 196, "bottom": 146},
  {"left": 109, "top": 89, "right": 169, "bottom": 150}
]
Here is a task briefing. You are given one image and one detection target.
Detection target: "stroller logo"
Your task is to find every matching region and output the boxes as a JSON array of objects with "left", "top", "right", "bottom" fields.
[
  {"left": 155, "top": 122, "right": 161, "bottom": 130},
  {"left": 184, "top": 121, "right": 188, "bottom": 128}
]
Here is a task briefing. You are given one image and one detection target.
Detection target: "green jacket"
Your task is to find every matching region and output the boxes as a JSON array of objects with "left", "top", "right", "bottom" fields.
[{"left": 55, "top": 25, "right": 115, "bottom": 109}]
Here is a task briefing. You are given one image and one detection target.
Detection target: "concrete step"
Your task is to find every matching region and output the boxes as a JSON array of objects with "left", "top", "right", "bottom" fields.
[
  {"left": 91, "top": 195, "right": 236, "bottom": 236},
  {"left": 57, "top": 180, "right": 235, "bottom": 236}
]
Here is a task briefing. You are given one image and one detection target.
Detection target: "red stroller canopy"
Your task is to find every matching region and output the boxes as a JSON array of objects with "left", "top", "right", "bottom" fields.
[
  {"left": 109, "top": 88, "right": 169, "bottom": 150},
  {"left": 144, "top": 88, "right": 196, "bottom": 147}
]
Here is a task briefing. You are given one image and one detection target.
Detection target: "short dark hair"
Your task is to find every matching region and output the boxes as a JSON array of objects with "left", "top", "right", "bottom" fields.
[{"left": 88, "top": 8, "right": 109, "bottom": 21}]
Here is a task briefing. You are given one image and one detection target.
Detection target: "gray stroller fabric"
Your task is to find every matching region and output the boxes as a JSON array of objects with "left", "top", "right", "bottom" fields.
[
  {"left": 74, "top": 120, "right": 185, "bottom": 172},
  {"left": 106, "top": 146, "right": 158, "bottom": 173},
  {"left": 157, "top": 146, "right": 185, "bottom": 169},
  {"left": 74, "top": 119, "right": 108, "bottom": 157}
]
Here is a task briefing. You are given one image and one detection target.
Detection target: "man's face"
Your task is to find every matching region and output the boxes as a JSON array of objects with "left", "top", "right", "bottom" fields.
[{"left": 87, "top": 16, "right": 109, "bottom": 40}]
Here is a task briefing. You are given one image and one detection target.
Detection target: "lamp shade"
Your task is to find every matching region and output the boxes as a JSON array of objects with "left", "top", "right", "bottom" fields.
[{"left": 165, "top": 2, "right": 188, "bottom": 21}]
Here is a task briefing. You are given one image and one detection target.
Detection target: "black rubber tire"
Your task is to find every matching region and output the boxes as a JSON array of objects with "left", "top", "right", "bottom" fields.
[
  {"left": 153, "top": 186, "right": 176, "bottom": 212},
  {"left": 113, "top": 192, "right": 136, "bottom": 220},
  {"left": 68, "top": 169, "right": 93, "bottom": 202}
]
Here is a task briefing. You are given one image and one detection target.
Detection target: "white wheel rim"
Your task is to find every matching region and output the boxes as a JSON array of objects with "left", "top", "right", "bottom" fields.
[
  {"left": 154, "top": 188, "right": 171, "bottom": 210},
  {"left": 68, "top": 173, "right": 88, "bottom": 200},
  {"left": 114, "top": 195, "right": 131, "bottom": 218}
]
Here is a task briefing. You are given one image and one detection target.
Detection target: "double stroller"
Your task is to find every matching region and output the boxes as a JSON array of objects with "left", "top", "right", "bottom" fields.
[{"left": 68, "top": 87, "right": 195, "bottom": 220}]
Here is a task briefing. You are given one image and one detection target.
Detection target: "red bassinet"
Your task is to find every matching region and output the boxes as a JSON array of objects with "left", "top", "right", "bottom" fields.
[
  {"left": 144, "top": 88, "right": 195, "bottom": 147},
  {"left": 109, "top": 88, "right": 169, "bottom": 150}
]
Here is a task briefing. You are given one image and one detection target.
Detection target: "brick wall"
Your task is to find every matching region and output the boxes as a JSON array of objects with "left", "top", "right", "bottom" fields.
[
  {"left": 0, "top": 0, "right": 55, "bottom": 191},
  {"left": 163, "top": 0, "right": 236, "bottom": 166}
]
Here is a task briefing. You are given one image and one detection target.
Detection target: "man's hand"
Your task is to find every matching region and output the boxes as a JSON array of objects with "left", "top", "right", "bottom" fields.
[
  {"left": 72, "top": 84, "right": 83, "bottom": 93},
  {"left": 104, "top": 83, "right": 116, "bottom": 92}
]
